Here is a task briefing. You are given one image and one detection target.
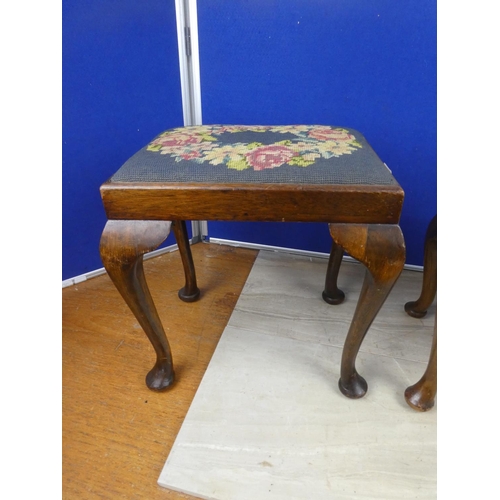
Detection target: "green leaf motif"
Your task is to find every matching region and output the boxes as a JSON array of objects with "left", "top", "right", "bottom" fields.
[
  {"left": 200, "top": 134, "right": 218, "bottom": 142},
  {"left": 288, "top": 156, "right": 315, "bottom": 167},
  {"left": 246, "top": 142, "right": 263, "bottom": 150},
  {"left": 227, "top": 158, "right": 251, "bottom": 170},
  {"left": 147, "top": 144, "right": 163, "bottom": 152}
]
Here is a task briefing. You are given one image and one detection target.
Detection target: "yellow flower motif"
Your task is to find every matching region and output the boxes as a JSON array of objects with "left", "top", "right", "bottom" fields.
[
  {"left": 200, "top": 144, "right": 249, "bottom": 165},
  {"left": 302, "top": 152, "right": 321, "bottom": 161}
]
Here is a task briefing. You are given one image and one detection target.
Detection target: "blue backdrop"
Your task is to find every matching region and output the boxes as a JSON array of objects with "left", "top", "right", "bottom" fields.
[
  {"left": 62, "top": 0, "right": 184, "bottom": 280},
  {"left": 63, "top": 0, "right": 436, "bottom": 280},
  {"left": 198, "top": 0, "right": 436, "bottom": 266}
]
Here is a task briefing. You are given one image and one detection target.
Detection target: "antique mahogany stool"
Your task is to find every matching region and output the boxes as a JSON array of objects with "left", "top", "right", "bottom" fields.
[{"left": 99, "top": 125, "right": 406, "bottom": 399}]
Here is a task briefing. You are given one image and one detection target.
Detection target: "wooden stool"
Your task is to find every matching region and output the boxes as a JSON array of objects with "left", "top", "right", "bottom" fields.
[
  {"left": 99, "top": 125, "right": 406, "bottom": 398},
  {"left": 404, "top": 215, "right": 437, "bottom": 411}
]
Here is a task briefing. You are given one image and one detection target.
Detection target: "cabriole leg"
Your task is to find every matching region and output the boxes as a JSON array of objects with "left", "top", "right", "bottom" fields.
[
  {"left": 99, "top": 220, "right": 174, "bottom": 391},
  {"left": 172, "top": 220, "right": 201, "bottom": 302},
  {"left": 329, "top": 224, "right": 406, "bottom": 399},
  {"left": 405, "top": 215, "right": 437, "bottom": 318},
  {"left": 405, "top": 315, "right": 437, "bottom": 411},
  {"left": 322, "top": 241, "right": 346, "bottom": 305}
]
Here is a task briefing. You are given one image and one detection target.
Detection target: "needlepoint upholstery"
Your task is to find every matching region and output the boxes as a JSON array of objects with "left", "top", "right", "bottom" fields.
[{"left": 109, "top": 125, "right": 398, "bottom": 186}]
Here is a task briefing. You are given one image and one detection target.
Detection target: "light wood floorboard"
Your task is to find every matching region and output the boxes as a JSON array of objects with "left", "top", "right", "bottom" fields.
[{"left": 62, "top": 243, "right": 258, "bottom": 499}]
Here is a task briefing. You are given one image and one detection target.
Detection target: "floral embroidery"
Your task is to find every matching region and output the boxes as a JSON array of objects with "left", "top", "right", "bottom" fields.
[
  {"left": 246, "top": 145, "right": 297, "bottom": 171},
  {"left": 146, "top": 125, "right": 362, "bottom": 171}
]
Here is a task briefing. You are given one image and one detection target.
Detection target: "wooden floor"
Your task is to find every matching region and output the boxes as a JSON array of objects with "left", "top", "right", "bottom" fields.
[{"left": 62, "top": 243, "right": 258, "bottom": 499}]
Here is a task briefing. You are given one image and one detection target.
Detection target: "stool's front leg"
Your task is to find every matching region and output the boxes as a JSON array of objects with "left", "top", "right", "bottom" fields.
[
  {"left": 100, "top": 220, "right": 174, "bottom": 391},
  {"left": 329, "top": 224, "right": 405, "bottom": 398}
]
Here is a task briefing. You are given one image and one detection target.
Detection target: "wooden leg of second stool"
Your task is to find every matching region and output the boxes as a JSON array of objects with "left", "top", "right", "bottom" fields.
[
  {"left": 405, "top": 215, "right": 437, "bottom": 318},
  {"left": 330, "top": 224, "right": 406, "bottom": 399},
  {"left": 100, "top": 220, "right": 175, "bottom": 391},
  {"left": 405, "top": 315, "right": 437, "bottom": 411},
  {"left": 172, "top": 220, "right": 201, "bottom": 302}
]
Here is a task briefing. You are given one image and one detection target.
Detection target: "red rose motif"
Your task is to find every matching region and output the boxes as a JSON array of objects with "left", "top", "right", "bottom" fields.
[
  {"left": 246, "top": 145, "right": 296, "bottom": 171},
  {"left": 308, "top": 127, "right": 354, "bottom": 142}
]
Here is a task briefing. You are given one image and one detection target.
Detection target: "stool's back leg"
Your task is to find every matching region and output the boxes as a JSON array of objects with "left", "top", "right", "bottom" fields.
[
  {"left": 172, "top": 220, "right": 201, "bottom": 302},
  {"left": 322, "top": 241, "right": 346, "bottom": 305},
  {"left": 330, "top": 224, "right": 406, "bottom": 398},
  {"left": 100, "top": 220, "right": 175, "bottom": 391},
  {"left": 405, "top": 314, "right": 437, "bottom": 411},
  {"left": 405, "top": 215, "right": 437, "bottom": 318}
]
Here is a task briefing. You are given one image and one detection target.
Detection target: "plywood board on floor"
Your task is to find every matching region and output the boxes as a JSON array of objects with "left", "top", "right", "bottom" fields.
[{"left": 159, "top": 251, "right": 436, "bottom": 500}]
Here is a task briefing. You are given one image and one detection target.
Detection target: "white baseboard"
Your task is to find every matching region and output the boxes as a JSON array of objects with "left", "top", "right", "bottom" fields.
[
  {"left": 207, "top": 238, "right": 424, "bottom": 272},
  {"left": 63, "top": 238, "right": 423, "bottom": 288},
  {"left": 62, "top": 242, "right": 182, "bottom": 288}
]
